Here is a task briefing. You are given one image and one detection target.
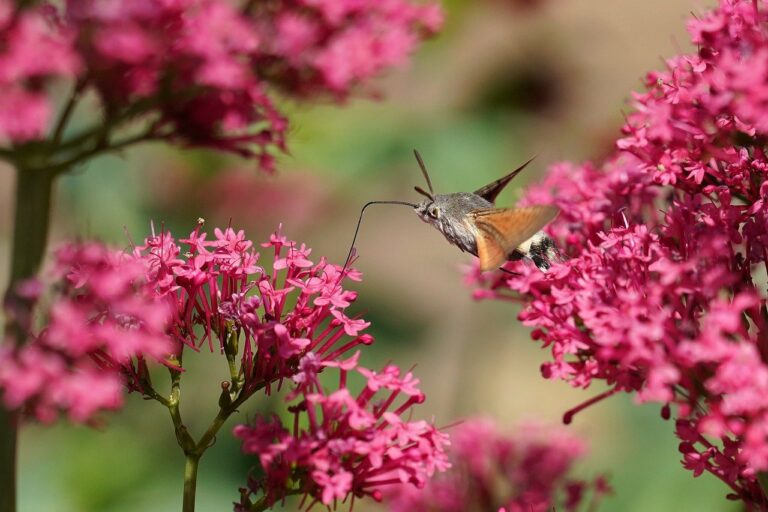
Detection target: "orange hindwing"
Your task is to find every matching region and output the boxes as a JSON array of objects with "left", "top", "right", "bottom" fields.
[{"left": 468, "top": 206, "right": 559, "bottom": 271}]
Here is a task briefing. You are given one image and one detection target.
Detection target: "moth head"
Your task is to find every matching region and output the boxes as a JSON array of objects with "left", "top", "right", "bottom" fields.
[{"left": 415, "top": 199, "right": 438, "bottom": 221}]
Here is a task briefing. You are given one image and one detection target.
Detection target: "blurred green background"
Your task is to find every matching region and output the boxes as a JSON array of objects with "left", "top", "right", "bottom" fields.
[{"left": 0, "top": 0, "right": 740, "bottom": 510}]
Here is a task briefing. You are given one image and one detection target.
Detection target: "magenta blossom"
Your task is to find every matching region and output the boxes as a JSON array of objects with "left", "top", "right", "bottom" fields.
[
  {"left": 0, "top": 243, "right": 171, "bottom": 423},
  {"left": 383, "top": 418, "right": 608, "bottom": 512},
  {"left": 234, "top": 352, "right": 450, "bottom": 510},
  {"left": 469, "top": 0, "right": 768, "bottom": 507},
  {"left": 133, "top": 222, "right": 374, "bottom": 396},
  {"left": 1, "top": 0, "right": 441, "bottom": 170},
  {"left": 0, "top": 0, "right": 80, "bottom": 141},
  {"left": 0, "top": 222, "right": 375, "bottom": 423},
  {"left": 250, "top": 0, "right": 442, "bottom": 96}
]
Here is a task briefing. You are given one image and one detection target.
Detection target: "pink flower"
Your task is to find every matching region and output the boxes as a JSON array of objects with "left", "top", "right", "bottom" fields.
[
  {"left": 0, "top": 1, "right": 79, "bottom": 141},
  {"left": 0, "top": 222, "right": 373, "bottom": 424},
  {"left": 468, "top": 1, "right": 768, "bottom": 506},
  {"left": 134, "top": 222, "right": 373, "bottom": 395},
  {"left": 383, "top": 418, "right": 607, "bottom": 512},
  {"left": 234, "top": 355, "right": 450, "bottom": 510},
  {"left": 249, "top": 0, "right": 442, "bottom": 97},
  {"left": 0, "top": 0, "right": 442, "bottom": 168},
  {"left": 0, "top": 242, "right": 172, "bottom": 423},
  {"left": 0, "top": 87, "right": 51, "bottom": 141}
]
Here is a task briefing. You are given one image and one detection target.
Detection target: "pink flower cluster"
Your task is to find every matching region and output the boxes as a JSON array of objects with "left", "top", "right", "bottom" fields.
[
  {"left": 251, "top": 0, "right": 442, "bottom": 95},
  {"left": 384, "top": 418, "right": 608, "bottom": 512},
  {"left": 134, "top": 222, "right": 374, "bottom": 395},
  {"left": 235, "top": 352, "right": 449, "bottom": 510},
  {"left": 0, "top": 243, "right": 171, "bottom": 423},
  {"left": 469, "top": 0, "right": 768, "bottom": 507},
  {"left": 234, "top": 352, "right": 450, "bottom": 510},
  {"left": 0, "top": 223, "right": 377, "bottom": 424},
  {"left": 0, "top": 1, "right": 79, "bottom": 141},
  {"left": 0, "top": 0, "right": 441, "bottom": 170},
  {"left": 618, "top": 0, "right": 768, "bottom": 193},
  {"left": 67, "top": 0, "right": 287, "bottom": 166}
]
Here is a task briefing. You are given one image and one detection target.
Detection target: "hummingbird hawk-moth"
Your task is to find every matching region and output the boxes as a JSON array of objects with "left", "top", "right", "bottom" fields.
[
  {"left": 344, "top": 150, "right": 561, "bottom": 273},
  {"left": 411, "top": 150, "right": 560, "bottom": 271}
]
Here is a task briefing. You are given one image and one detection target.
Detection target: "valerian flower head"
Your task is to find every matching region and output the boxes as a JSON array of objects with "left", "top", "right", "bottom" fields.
[
  {"left": 249, "top": 0, "right": 443, "bottom": 96},
  {"left": 134, "top": 222, "right": 374, "bottom": 396},
  {"left": 0, "top": 0, "right": 80, "bottom": 141},
  {"left": 0, "top": 0, "right": 441, "bottom": 169},
  {"left": 234, "top": 353, "right": 450, "bottom": 510},
  {"left": 468, "top": 1, "right": 768, "bottom": 507},
  {"left": 0, "top": 242, "right": 172, "bottom": 423},
  {"left": 0, "top": 223, "right": 373, "bottom": 423},
  {"left": 383, "top": 418, "right": 608, "bottom": 512}
]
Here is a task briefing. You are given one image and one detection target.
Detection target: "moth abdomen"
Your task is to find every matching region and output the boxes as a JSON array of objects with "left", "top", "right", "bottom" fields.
[{"left": 516, "top": 232, "right": 561, "bottom": 271}]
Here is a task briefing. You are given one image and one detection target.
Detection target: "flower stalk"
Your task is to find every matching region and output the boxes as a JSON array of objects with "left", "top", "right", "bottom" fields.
[
  {"left": 163, "top": 381, "right": 256, "bottom": 511},
  {"left": 183, "top": 453, "right": 201, "bottom": 512},
  {"left": 1, "top": 165, "right": 57, "bottom": 512},
  {"left": 0, "top": 94, "right": 166, "bottom": 512}
]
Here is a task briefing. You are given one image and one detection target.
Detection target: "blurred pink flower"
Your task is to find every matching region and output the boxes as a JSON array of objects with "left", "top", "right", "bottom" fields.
[
  {"left": 234, "top": 353, "right": 450, "bottom": 510},
  {"left": 141, "top": 165, "right": 331, "bottom": 231},
  {"left": 0, "top": 0, "right": 441, "bottom": 168},
  {"left": 0, "top": 243, "right": 171, "bottom": 423},
  {"left": 468, "top": 1, "right": 768, "bottom": 506},
  {"left": 0, "top": 222, "right": 374, "bottom": 423},
  {"left": 0, "top": 1, "right": 79, "bottom": 141},
  {"left": 383, "top": 418, "right": 608, "bottom": 512},
  {"left": 252, "top": 0, "right": 442, "bottom": 96}
]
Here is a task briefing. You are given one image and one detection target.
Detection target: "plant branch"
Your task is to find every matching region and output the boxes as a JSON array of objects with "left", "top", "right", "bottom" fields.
[
  {"left": 1, "top": 166, "right": 57, "bottom": 512},
  {"left": 194, "top": 389, "right": 255, "bottom": 454},
  {"left": 224, "top": 330, "right": 242, "bottom": 394},
  {"left": 49, "top": 129, "right": 165, "bottom": 175},
  {"left": 143, "top": 386, "right": 171, "bottom": 408},
  {"left": 249, "top": 489, "right": 304, "bottom": 512},
  {"left": 182, "top": 453, "right": 201, "bottom": 512},
  {"left": 241, "top": 0, "right": 258, "bottom": 15},
  {"left": 163, "top": 352, "right": 264, "bottom": 512},
  {"left": 51, "top": 81, "right": 86, "bottom": 146},
  {"left": 166, "top": 356, "right": 196, "bottom": 454},
  {"left": 54, "top": 95, "right": 164, "bottom": 154},
  {"left": 758, "top": 472, "right": 768, "bottom": 501}
]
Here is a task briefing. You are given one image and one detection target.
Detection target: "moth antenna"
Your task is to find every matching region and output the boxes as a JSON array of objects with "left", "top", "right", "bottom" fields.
[
  {"left": 413, "top": 185, "right": 433, "bottom": 201},
  {"left": 341, "top": 200, "right": 418, "bottom": 276},
  {"left": 413, "top": 149, "right": 435, "bottom": 196}
]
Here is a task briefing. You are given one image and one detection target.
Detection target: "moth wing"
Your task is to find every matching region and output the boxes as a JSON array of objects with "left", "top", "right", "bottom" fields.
[
  {"left": 469, "top": 205, "right": 559, "bottom": 271},
  {"left": 472, "top": 222, "right": 508, "bottom": 271},
  {"left": 473, "top": 157, "right": 535, "bottom": 204}
]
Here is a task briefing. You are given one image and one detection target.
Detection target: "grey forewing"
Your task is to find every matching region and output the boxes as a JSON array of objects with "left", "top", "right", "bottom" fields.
[{"left": 473, "top": 157, "right": 533, "bottom": 203}]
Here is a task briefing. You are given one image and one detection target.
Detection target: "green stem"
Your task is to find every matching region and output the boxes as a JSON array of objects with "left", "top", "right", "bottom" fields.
[
  {"left": 48, "top": 130, "right": 162, "bottom": 173},
  {"left": 1, "top": 167, "right": 57, "bottom": 512},
  {"left": 165, "top": 382, "right": 262, "bottom": 512},
  {"left": 241, "top": 0, "right": 258, "bottom": 14},
  {"left": 195, "top": 393, "right": 250, "bottom": 453},
  {"left": 7, "top": 169, "right": 55, "bottom": 291},
  {"left": 182, "top": 454, "right": 201, "bottom": 512},
  {"left": 224, "top": 330, "right": 242, "bottom": 394},
  {"left": 167, "top": 358, "right": 195, "bottom": 454},
  {"left": 0, "top": 408, "right": 17, "bottom": 512},
  {"left": 249, "top": 489, "right": 303, "bottom": 512},
  {"left": 758, "top": 472, "right": 768, "bottom": 499},
  {"left": 51, "top": 81, "right": 85, "bottom": 147}
]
